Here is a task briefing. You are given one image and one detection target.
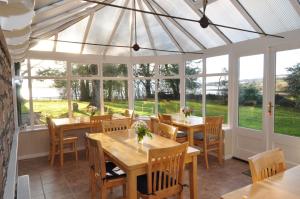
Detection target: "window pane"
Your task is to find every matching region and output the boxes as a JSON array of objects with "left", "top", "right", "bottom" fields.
[
  {"left": 103, "top": 80, "right": 128, "bottom": 114},
  {"left": 134, "top": 80, "right": 155, "bottom": 116},
  {"left": 32, "top": 79, "right": 68, "bottom": 125},
  {"left": 275, "top": 49, "right": 300, "bottom": 136},
  {"left": 18, "top": 59, "right": 28, "bottom": 77},
  {"left": 133, "top": 63, "right": 155, "bottom": 77},
  {"left": 206, "top": 55, "right": 228, "bottom": 74},
  {"left": 30, "top": 59, "right": 66, "bottom": 77},
  {"left": 185, "top": 77, "right": 202, "bottom": 116},
  {"left": 72, "top": 63, "right": 98, "bottom": 76},
  {"left": 239, "top": 54, "right": 264, "bottom": 130},
  {"left": 186, "top": 59, "right": 203, "bottom": 75},
  {"left": 158, "top": 79, "right": 180, "bottom": 113},
  {"left": 17, "top": 79, "right": 30, "bottom": 127},
  {"left": 103, "top": 63, "right": 127, "bottom": 77},
  {"left": 206, "top": 76, "right": 228, "bottom": 123},
  {"left": 71, "top": 80, "right": 100, "bottom": 117},
  {"left": 159, "top": 64, "right": 179, "bottom": 76}
]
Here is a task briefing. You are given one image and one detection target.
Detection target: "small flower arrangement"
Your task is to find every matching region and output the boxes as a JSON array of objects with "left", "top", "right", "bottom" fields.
[
  {"left": 131, "top": 120, "right": 152, "bottom": 143},
  {"left": 87, "top": 105, "right": 98, "bottom": 116},
  {"left": 182, "top": 106, "right": 193, "bottom": 117}
]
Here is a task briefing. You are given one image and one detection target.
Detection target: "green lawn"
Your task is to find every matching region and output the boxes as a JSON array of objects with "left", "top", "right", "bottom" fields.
[{"left": 22, "top": 99, "right": 300, "bottom": 137}]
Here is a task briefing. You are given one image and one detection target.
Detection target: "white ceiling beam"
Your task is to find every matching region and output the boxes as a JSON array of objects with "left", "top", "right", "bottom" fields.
[
  {"left": 80, "top": 13, "right": 94, "bottom": 54},
  {"left": 129, "top": 0, "right": 134, "bottom": 57},
  {"left": 290, "top": 0, "right": 300, "bottom": 16},
  {"left": 184, "top": 0, "right": 232, "bottom": 44},
  {"left": 230, "top": 0, "right": 265, "bottom": 36},
  {"left": 102, "top": 0, "right": 130, "bottom": 56},
  {"left": 142, "top": 0, "right": 184, "bottom": 52},
  {"left": 149, "top": 0, "right": 206, "bottom": 49},
  {"left": 137, "top": 0, "right": 157, "bottom": 56}
]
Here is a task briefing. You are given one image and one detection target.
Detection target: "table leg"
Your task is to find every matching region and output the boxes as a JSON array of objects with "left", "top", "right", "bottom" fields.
[
  {"left": 60, "top": 128, "right": 64, "bottom": 167},
  {"left": 189, "top": 155, "right": 198, "bottom": 199},
  {"left": 127, "top": 170, "right": 137, "bottom": 199},
  {"left": 188, "top": 128, "right": 194, "bottom": 146}
]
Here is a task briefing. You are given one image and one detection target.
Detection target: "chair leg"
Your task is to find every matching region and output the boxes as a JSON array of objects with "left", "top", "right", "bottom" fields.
[
  {"left": 122, "top": 184, "right": 126, "bottom": 198},
  {"left": 204, "top": 147, "right": 209, "bottom": 169},
  {"left": 218, "top": 143, "right": 224, "bottom": 165},
  {"left": 85, "top": 138, "right": 89, "bottom": 160},
  {"left": 50, "top": 144, "right": 56, "bottom": 166},
  {"left": 74, "top": 141, "right": 78, "bottom": 161},
  {"left": 100, "top": 187, "right": 107, "bottom": 199}
]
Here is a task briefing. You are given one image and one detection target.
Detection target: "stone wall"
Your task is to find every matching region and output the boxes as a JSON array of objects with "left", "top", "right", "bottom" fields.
[{"left": 0, "top": 29, "right": 15, "bottom": 198}]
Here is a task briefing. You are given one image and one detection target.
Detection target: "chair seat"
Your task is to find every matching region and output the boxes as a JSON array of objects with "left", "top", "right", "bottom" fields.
[
  {"left": 194, "top": 132, "right": 204, "bottom": 140},
  {"left": 176, "top": 130, "right": 187, "bottom": 138},
  {"left": 105, "top": 161, "right": 126, "bottom": 180},
  {"left": 137, "top": 172, "right": 175, "bottom": 195}
]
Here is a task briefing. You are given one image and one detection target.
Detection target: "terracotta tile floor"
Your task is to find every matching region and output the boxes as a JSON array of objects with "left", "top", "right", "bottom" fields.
[{"left": 18, "top": 151, "right": 251, "bottom": 199}]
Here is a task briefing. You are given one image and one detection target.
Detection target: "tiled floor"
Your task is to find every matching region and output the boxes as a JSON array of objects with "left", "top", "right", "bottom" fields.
[{"left": 18, "top": 151, "right": 251, "bottom": 199}]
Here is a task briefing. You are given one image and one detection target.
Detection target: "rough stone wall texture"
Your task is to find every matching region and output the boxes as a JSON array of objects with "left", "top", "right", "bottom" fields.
[{"left": 0, "top": 30, "right": 15, "bottom": 198}]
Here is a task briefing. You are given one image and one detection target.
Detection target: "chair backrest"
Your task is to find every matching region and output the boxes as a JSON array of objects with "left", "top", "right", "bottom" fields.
[
  {"left": 46, "top": 117, "right": 56, "bottom": 142},
  {"left": 86, "top": 133, "right": 106, "bottom": 183},
  {"left": 146, "top": 143, "right": 188, "bottom": 197},
  {"left": 204, "top": 116, "right": 223, "bottom": 144},
  {"left": 158, "top": 113, "right": 172, "bottom": 125},
  {"left": 150, "top": 117, "right": 160, "bottom": 135},
  {"left": 90, "top": 115, "right": 112, "bottom": 133},
  {"left": 102, "top": 118, "right": 131, "bottom": 133},
  {"left": 158, "top": 123, "right": 177, "bottom": 141},
  {"left": 248, "top": 148, "right": 286, "bottom": 183},
  {"left": 124, "top": 109, "right": 135, "bottom": 124}
]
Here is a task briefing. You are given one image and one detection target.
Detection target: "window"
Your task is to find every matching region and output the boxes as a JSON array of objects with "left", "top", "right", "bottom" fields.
[
  {"left": 133, "top": 63, "right": 155, "bottom": 77},
  {"left": 134, "top": 80, "right": 155, "bottom": 116},
  {"left": 31, "top": 79, "right": 68, "bottom": 125},
  {"left": 239, "top": 54, "right": 264, "bottom": 130},
  {"left": 205, "top": 55, "right": 229, "bottom": 123},
  {"left": 103, "top": 80, "right": 128, "bottom": 114},
  {"left": 30, "top": 59, "right": 66, "bottom": 77},
  {"left": 275, "top": 49, "right": 300, "bottom": 136},
  {"left": 185, "top": 59, "right": 203, "bottom": 116},
  {"left": 72, "top": 63, "right": 98, "bottom": 76},
  {"left": 158, "top": 79, "right": 180, "bottom": 114},
  {"left": 103, "top": 63, "right": 127, "bottom": 77},
  {"left": 206, "top": 55, "right": 228, "bottom": 74},
  {"left": 159, "top": 64, "right": 179, "bottom": 76},
  {"left": 71, "top": 80, "right": 100, "bottom": 117},
  {"left": 206, "top": 76, "right": 228, "bottom": 123},
  {"left": 16, "top": 79, "right": 30, "bottom": 127}
]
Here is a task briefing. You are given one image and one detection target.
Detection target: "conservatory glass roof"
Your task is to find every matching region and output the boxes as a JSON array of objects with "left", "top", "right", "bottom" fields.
[{"left": 1, "top": 0, "right": 300, "bottom": 61}]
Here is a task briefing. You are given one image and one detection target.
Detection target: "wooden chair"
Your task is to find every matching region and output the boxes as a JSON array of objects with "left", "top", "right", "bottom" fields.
[
  {"left": 85, "top": 115, "right": 113, "bottom": 159},
  {"left": 157, "top": 122, "right": 177, "bottom": 141},
  {"left": 102, "top": 118, "right": 131, "bottom": 133},
  {"left": 158, "top": 113, "right": 188, "bottom": 143},
  {"left": 137, "top": 143, "right": 188, "bottom": 199},
  {"left": 193, "top": 116, "right": 224, "bottom": 169},
  {"left": 248, "top": 148, "right": 286, "bottom": 183},
  {"left": 90, "top": 114, "right": 112, "bottom": 133},
  {"left": 86, "top": 133, "right": 126, "bottom": 199},
  {"left": 46, "top": 117, "right": 78, "bottom": 166},
  {"left": 124, "top": 109, "right": 135, "bottom": 125}
]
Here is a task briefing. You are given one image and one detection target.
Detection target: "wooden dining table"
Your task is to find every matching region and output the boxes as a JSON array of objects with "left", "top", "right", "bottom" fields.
[
  {"left": 52, "top": 115, "right": 129, "bottom": 166},
  {"left": 151, "top": 114, "right": 205, "bottom": 146},
  {"left": 89, "top": 130, "right": 201, "bottom": 199},
  {"left": 221, "top": 165, "right": 300, "bottom": 199}
]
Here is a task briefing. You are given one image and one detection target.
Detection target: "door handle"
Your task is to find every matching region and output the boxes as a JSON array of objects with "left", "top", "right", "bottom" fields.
[{"left": 268, "top": 101, "right": 273, "bottom": 116}]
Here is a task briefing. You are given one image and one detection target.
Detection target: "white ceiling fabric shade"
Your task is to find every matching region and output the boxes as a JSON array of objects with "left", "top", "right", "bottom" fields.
[{"left": 0, "top": 0, "right": 300, "bottom": 61}]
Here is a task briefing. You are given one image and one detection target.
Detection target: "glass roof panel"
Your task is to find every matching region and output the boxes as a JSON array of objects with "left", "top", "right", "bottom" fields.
[
  {"left": 239, "top": 0, "right": 300, "bottom": 34},
  {"left": 30, "top": 36, "right": 55, "bottom": 51},
  {"left": 140, "top": 0, "right": 178, "bottom": 56},
  {"left": 83, "top": 0, "right": 124, "bottom": 54},
  {"left": 153, "top": 0, "right": 225, "bottom": 48},
  {"left": 205, "top": 0, "right": 259, "bottom": 42},
  {"left": 56, "top": 17, "right": 89, "bottom": 53}
]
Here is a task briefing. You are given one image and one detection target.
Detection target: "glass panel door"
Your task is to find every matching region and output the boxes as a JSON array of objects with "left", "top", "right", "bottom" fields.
[{"left": 275, "top": 49, "right": 300, "bottom": 137}]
